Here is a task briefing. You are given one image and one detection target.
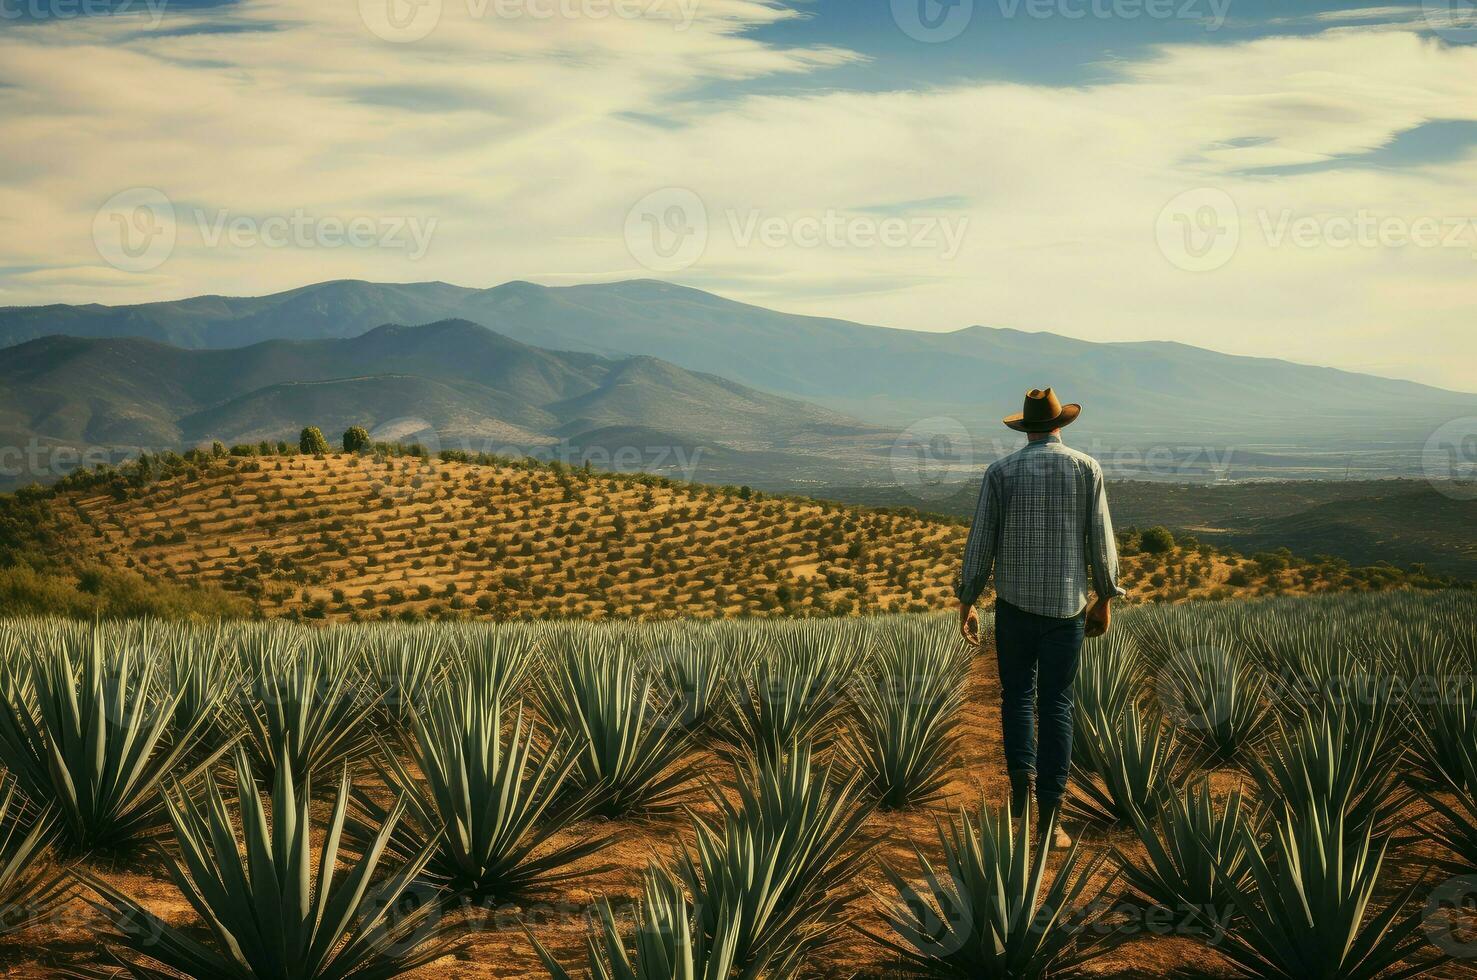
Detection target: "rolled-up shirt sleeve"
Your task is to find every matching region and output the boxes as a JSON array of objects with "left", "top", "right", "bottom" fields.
[
  {"left": 1087, "top": 464, "right": 1127, "bottom": 600},
  {"left": 954, "top": 467, "right": 1002, "bottom": 606}
]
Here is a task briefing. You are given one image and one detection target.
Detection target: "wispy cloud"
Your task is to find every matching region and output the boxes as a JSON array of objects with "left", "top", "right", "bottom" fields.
[{"left": 0, "top": 2, "right": 1473, "bottom": 388}]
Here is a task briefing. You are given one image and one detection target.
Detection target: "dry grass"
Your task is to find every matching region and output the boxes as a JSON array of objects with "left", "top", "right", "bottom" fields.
[{"left": 39, "top": 453, "right": 1373, "bottom": 622}]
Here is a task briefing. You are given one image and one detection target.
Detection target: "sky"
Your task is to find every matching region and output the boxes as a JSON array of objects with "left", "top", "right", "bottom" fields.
[{"left": 1, "top": 0, "right": 1475, "bottom": 389}]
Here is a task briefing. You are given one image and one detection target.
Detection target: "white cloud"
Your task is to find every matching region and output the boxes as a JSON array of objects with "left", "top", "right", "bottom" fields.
[{"left": 0, "top": 2, "right": 1473, "bottom": 389}]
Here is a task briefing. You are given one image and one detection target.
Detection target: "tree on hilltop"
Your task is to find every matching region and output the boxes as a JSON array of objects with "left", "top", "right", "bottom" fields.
[
  {"left": 342, "top": 426, "right": 371, "bottom": 453},
  {"left": 299, "top": 426, "right": 330, "bottom": 455}
]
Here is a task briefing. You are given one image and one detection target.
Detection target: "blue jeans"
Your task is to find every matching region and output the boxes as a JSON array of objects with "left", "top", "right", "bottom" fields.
[{"left": 994, "top": 598, "right": 1085, "bottom": 808}]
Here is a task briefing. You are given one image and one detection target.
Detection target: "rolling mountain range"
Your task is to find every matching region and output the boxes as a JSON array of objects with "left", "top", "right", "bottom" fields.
[
  {"left": 4, "top": 278, "right": 1472, "bottom": 436},
  {"left": 1, "top": 278, "right": 1473, "bottom": 487},
  {"left": 0, "top": 320, "right": 886, "bottom": 486}
]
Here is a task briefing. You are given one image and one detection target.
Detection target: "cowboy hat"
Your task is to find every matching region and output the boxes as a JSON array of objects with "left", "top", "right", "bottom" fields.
[{"left": 1003, "top": 387, "right": 1081, "bottom": 432}]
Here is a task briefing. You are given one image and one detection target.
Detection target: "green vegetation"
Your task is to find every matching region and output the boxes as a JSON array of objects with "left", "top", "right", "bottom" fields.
[
  {"left": 0, "top": 587, "right": 1467, "bottom": 976},
  {"left": 342, "top": 424, "right": 371, "bottom": 453},
  {"left": 299, "top": 424, "right": 330, "bottom": 455},
  {"left": 81, "top": 750, "right": 461, "bottom": 979}
]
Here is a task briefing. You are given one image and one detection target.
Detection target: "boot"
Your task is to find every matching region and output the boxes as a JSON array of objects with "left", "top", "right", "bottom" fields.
[{"left": 1037, "top": 800, "right": 1073, "bottom": 851}]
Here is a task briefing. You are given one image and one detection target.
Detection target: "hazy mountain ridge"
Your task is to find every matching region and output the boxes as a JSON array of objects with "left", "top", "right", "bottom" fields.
[
  {"left": 4, "top": 279, "right": 1469, "bottom": 446},
  {"left": 0, "top": 318, "right": 878, "bottom": 472}
]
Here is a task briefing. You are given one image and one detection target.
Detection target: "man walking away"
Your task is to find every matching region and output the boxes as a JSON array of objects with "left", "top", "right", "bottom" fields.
[{"left": 954, "top": 387, "right": 1126, "bottom": 849}]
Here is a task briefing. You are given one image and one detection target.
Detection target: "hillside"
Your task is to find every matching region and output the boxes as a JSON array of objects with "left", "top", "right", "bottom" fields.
[
  {"left": 16, "top": 450, "right": 1444, "bottom": 623},
  {"left": 817, "top": 477, "right": 1477, "bottom": 580},
  {"left": 0, "top": 320, "right": 884, "bottom": 486},
  {"left": 4, "top": 279, "right": 1472, "bottom": 469}
]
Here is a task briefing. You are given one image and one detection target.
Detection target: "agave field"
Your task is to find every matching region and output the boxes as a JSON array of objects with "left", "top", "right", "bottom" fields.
[{"left": 0, "top": 591, "right": 1472, "bottom": 977}]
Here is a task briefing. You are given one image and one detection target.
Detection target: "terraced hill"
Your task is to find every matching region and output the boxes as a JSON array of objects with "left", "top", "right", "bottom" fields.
[{"left": 20, "top": 449, "right": 1434, "bottom": 622}]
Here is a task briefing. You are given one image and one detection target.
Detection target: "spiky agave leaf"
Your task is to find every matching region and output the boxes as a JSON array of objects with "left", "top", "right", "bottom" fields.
[
  {"left": 236, "top": 628, "right": 379, "bottom": 787},
  {"left": 678, "top": 741, "right": 876, "bottom": 976},
  {"left": 78, "top": 749, "right": 463, "bottom": 980},
  {"left": 1067, "top": 698, "right": 1185, "bottom": 826},
  {"left": 643, "top": 624, "right": 735, "bottom": 736},
  {"left": 862, "top": 798, "right": 1114, "bottom": 979},
  {"left": 539, "top": 637, "right": 697, "bottom": 817},
  {"left": 527, "top": 862, "right": 742, "bottom": 980},
  {"left": 1417, "top": 738, "right": 1477, "bottom": 874},
  {"left": 1152, "top": 642, "right": 1270, "bottom": 765},
  {"left": 156, "top": 622, "right": 233, "bottom": 751},
  {"left": 1406, "top": 669, "right": 1477, "bottom": 792},
  {"left": 1114, "top": 777, "right": 1254, "bottom": 942},
  {"left": 0, "top": 628, "right": 228, "bottom": 852},
  {"left": 351, "top": 654, "right": 613, "bottom": 902},
  {"left": 844, "top": 622, "right": 969, "bottom": 808},
  {"left": 1214, "top": 800, "right": 1447, "bottom": 980},
  {"left": 724, "top": 623, "right": 854, "bottom": 766},
  {"left": 0, "top": 776, "right": 71, "bottom": 936},
  {"left": 1246, "top": 699, "right": 1412, "bottom": 838},
  {"left": 1072, "top": 629, "right": 1144, "bottom": 776},
  {"left": 360, "top": 626, "right": 451, "bottom": 731},
  {"left": 455, "top": 626, "right": 537, "bottom": 705}
]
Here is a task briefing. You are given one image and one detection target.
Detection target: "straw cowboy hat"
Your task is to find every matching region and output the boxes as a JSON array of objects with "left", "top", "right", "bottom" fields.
[{"left": 1002, "top": 387, "right": 1081, "bottom": 433}]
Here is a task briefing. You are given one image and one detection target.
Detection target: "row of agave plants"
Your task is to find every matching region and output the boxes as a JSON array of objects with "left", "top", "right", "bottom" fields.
[{"left": 0, "top": 590, "right": 1465, "bottom": 977}]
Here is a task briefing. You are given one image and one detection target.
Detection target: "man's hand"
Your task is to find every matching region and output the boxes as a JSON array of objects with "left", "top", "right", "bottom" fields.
[
  {"left": 1084, "top": 597, "right": 1111, "bottom": 638},
  {"left": 958, "top": 601, "right": 980, "bottom": 646}
]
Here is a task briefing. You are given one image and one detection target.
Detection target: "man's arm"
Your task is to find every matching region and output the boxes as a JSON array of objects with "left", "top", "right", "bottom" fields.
[
  {"left": 955, "top": 467, "right": 1002, "bottom": 644},
  {"left": 1084, "top": 463, "right": 1126, "bottom": 636}
]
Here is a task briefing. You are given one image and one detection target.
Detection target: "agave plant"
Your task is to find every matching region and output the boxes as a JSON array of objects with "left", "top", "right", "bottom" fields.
[
  {"left": 1406, "top": 670, "right": 1477, "bottom": 791},
  {"left": 0, "top": 776, "right": 71, "bottom": 936},
  {"left": 351, "top": 654, "right": 613, "bottom": 902},
  {"left": 1114, "top": 778, "right": 1254, "bottom": 942},
  {"left": 1247, "top": 699, "right": 1411, "bottom": 838},
  {"left": 0, "top": 629, "right": 226, "bottom": 852},
  {"left": 864, "top": 799, "right": 1113, "bottom": 978},
  {"left": 844, "top": 623, "right": 969, "bottom": 808},
  {"left": 677, "top": 741, "right": 875, "bottom": 976},
  {"left": 529, "top": 862, "right": 741, "bottom": 980},
  {"left": 645, "top": 626, "right": 736, "bottom": 736},
  {"left": 1068, "top": 698, "right": 1185, "bottom": 826},
  {"left": 361, "top": 627, "right": 450, "bottom": 730},
  {"left": 1151, "top": 642, "right": 1269, "bottom": 764},
  {"left": 1214, "top": 800, "right": 1447, "bottom": 980},
  {"left": 1071, "top": 630, "right": 1143, "bottom": 775},
  {"left": 236, "top": 629, "right": 379, "bottom": 786},
  {"left": 455, "top": 627, "right": 537, "bottom": 704},
  {"left": 725, "top": 624, "right": 854, "bottom": 765},
  {"left": 1418, "top": 741, "right": 1477, "bottom": 873},
  {"left": 539, "top": 638, "right": 696, "bottom": 817},
  {"left": 157, "top": 622, "right": 233, "bottom": 750},
  {"left": 79, "top": 749, "right": 463, "bottom": 979}
]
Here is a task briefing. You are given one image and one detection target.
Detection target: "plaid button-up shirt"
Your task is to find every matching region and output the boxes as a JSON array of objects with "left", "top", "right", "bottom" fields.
[{"left": 954, "top": 435, "right": 1126, "bottom": 618}]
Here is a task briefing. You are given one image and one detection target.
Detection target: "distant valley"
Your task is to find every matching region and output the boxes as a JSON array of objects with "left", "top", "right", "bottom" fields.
[{"left": 820, "top": 477, "right": 1477, "bottom": 580}]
